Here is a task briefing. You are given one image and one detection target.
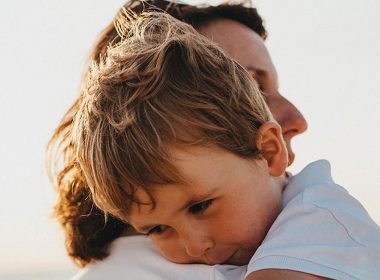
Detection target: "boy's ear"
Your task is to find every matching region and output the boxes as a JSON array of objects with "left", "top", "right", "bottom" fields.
[{"left": 256, "top": 122, "right": 288, "bottom": 176}]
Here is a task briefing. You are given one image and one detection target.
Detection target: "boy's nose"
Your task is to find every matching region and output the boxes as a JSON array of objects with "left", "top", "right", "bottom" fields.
[{"left": 181, "top": 231, "right": 213, "bottom": 258}]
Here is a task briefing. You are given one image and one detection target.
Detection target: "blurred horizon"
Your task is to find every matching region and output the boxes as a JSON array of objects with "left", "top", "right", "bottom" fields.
[{"left": 0, "top": 0, "right": 379, "bottom": 277}]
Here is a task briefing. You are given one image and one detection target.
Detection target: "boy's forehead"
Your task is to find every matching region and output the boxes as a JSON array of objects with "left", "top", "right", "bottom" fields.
[
  {"left": 170, "top": 145, "right": 258, "bottom": 187},
  {"left": 169, "top": 145, "right": 230, "bottom": 179},
  {"left": 128, "top": 145, "right": 248, "bottom": 213},
  {"left": 126, "top": 147, "right": 227, "bottom": 202}
]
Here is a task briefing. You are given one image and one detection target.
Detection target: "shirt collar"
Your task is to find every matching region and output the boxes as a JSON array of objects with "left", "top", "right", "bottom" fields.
[{"left": 283, "top": 159, "right": 334, "bottom": 205}]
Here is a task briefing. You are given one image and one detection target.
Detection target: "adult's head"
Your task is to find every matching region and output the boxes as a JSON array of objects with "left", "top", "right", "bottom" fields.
[{"left": 47, "top": 0, "right": 306, "bottom": 266}]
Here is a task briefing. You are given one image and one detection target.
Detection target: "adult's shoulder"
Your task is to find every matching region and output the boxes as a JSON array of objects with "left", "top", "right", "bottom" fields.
[
  {"left": 71, "top": 235, "right": 246, "bottom": 280},
  {"left": 71, "top": 236, "right": 159, "bottom": 280}
]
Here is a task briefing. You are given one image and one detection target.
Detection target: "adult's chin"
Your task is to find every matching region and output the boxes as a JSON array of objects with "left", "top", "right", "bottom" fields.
[{"left": 286, "top": 141, "right": 295, "bottom": 166}]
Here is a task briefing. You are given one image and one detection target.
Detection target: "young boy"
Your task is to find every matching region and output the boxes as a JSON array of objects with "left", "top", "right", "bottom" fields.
[{"left": 72, "top": 11, "right": 380, "bottom": 279}]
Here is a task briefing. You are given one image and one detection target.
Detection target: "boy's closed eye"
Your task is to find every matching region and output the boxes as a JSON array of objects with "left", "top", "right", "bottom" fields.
[
  {"left": 146, "top": 199, "right": 214, "bottom": 236},
  {"left": 147, "top": 225, "right": 167, "bottom": 235},
  {"left": 188, "top": 199, "right": 213, "bottom": 214}
]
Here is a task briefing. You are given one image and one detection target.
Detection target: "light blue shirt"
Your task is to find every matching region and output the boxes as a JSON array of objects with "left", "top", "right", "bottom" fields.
[{"left": 247, "top": 160, "right": 380, "bottom": 280}]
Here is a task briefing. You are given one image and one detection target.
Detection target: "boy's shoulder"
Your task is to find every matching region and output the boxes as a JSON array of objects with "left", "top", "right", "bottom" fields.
[
  {"left": 287, "top": 159, "right": 380, "bottom": 243},
  {"left": 282, "top": 159, "right": 333, "bottom": 204},
  {"left": 247, "top": 159, "right": 380, "bottom": 280}
]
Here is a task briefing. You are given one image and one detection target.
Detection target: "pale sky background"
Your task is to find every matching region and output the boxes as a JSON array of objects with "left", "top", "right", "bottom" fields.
[{"left": 0, "top": 0, "right": 379, "bottom": 278}]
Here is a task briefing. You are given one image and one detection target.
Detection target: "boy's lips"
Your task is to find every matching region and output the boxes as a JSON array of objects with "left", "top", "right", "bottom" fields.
[
  {"left": 203, "top": 250, "right": 239, "bottom": 265},
  {"left": 223, "top": 248, "right": 255, "bottom": 265},
  {"left": 204, "top": 249, "right": 245, "bottom": 265},
  {"left": 223, "top": 249, "right": 240, "bottom": 264}
]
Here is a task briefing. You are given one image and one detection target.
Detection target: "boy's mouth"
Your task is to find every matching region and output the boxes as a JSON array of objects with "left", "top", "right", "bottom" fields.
[
  {"left": 222, "top": 248, "right": 254, "bottom": 265},
  {"left": 203, "top": 248, "right": 247, "bottom": 265},
  {"left": 202, "top": 251, "right": 237, "bottom": 265},
  {"left": 223, "top": 249, "right": 240, "bottom": 264}
]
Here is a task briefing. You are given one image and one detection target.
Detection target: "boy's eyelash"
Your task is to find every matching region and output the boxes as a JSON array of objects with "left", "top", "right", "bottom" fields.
[
  {"left": 146, "top": 199, "right": 214, "bottom": 235},
  {"left": 189, "top": 199, "right": 213, "bottom": 214},
  {"left": 147, "top": 225, "right": 165, "bottom": 235}
]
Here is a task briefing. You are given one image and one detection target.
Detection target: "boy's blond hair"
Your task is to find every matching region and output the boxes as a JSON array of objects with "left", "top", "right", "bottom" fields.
[{"left": 73, "top": 10, "right": 271, "bottom": 221}]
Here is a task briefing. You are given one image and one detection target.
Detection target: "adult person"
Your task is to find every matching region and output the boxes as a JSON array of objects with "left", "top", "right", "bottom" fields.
[{"left": 47, "top": 1, "right": 310, "bottom": 279}]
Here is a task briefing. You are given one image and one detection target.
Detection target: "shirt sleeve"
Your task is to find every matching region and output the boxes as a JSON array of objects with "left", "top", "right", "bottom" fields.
[{"left": 246, "top": 182, "right": 380, "bottom": 280}]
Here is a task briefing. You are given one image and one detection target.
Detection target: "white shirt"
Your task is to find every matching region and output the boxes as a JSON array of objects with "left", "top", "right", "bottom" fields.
[{"left": 247, "top": 160, "right": 380, "bottom": 280}]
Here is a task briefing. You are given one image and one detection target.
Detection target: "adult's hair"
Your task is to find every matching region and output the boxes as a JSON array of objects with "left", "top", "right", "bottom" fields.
[{"left": 47, "top": 0, "right": 267, "bottom": 266}]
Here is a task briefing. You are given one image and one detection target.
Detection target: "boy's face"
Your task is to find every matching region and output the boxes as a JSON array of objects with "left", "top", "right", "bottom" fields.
[{"left": 128, "top": 145, "right": 285, "bottom": 265}]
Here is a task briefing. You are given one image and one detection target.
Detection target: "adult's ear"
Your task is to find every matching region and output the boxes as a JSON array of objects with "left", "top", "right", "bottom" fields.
[{"left": 256, "top": 122, "right": 288, "bottom": 177}]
